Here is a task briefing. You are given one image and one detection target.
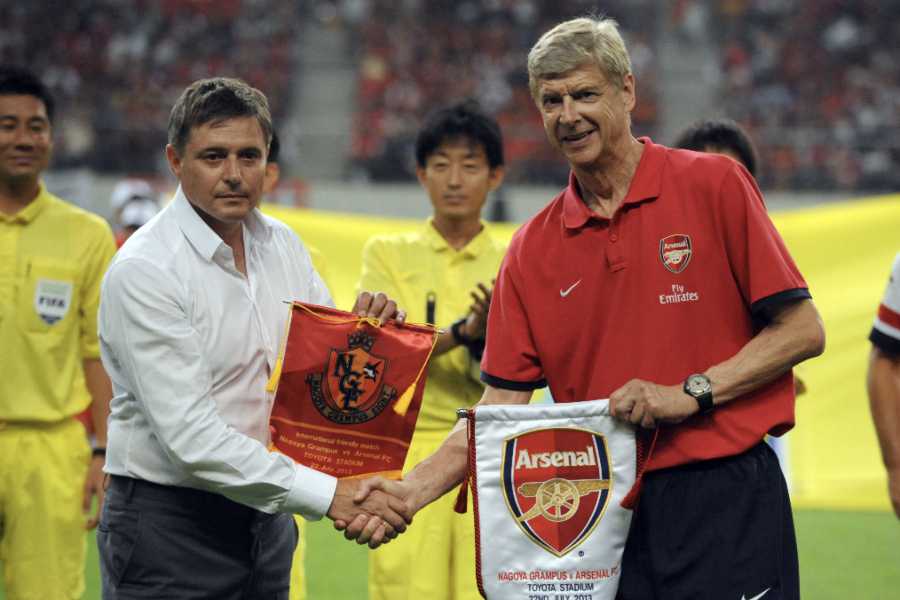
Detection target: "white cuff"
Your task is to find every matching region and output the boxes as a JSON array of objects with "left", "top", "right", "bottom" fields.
[{"left": 280, "top": 465, "right": 338, "bottom": 521}]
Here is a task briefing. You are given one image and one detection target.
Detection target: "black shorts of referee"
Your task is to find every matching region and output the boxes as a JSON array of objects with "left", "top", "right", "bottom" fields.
[{"left": 617, "top": 441, "right": 799, "bottom": 600}]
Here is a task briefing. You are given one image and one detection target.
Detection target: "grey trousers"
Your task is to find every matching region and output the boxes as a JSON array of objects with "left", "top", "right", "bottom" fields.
[{"left": 98, "top": 476, "right": 298, "bottom": 600}]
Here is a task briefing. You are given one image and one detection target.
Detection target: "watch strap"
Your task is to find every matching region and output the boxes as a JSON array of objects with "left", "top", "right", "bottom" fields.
[{"left": 693, "top": 391, "right": 714, "bottom": 413}]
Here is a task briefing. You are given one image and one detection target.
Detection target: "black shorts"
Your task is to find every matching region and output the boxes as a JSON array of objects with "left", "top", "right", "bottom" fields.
[{"left": 617, "top": 442, "right": 799, "bottom": 600}]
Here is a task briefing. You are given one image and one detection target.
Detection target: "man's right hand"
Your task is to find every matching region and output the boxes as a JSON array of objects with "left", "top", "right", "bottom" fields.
[
  {"left": 332, "top": 386, "right": 530, "bottom": 548},
  {"left": 352, "top": 291, "right": 407, "bottom": 326},
  {"left": 332, "top": 475, "right": 418, "bottom": 549},
  {"left": 326, "top": 478, "right": 414, "bottom": 548}
]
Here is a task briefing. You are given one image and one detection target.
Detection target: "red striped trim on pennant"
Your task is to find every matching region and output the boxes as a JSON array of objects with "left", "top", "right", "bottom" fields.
[{"left": 468, "top": 412, "right": 486, "bottom": 599}]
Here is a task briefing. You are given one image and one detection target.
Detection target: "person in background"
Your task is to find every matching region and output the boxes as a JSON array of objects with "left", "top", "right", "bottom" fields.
[
  {"left": 75, "top": 187, "right": 161, "bottom": 438},
  {"left": 263, "top": 134, "right": 326, "bottom": 600},
  {"left": 673, "top": 117, "right": 807, "bottom": 396},
  {"left": 343, "top": 17, "right": 825, "bottom": 600},
  {"left": 357, "top": 100, "right": 506, "bottom": 600},
  {"left": 672, "top": 117, "right": 759, "bottom": 178},
  {"left": 0, "top": 65, "right": 116, "bottom": 600},
  {"left": 109, "top": 178, "right": 161, "bottom": 247},
  {"left": 867, "top": 253, "right": 900, "bottom": 519},
  {"left": 97, "top": 77, "right": 412, "bottom": 599},
  {"left": 115, "top": 197, "right": 161, "bottom": 246},
  {"left": 265, "top": 131, "right": 331, "bottom": 290},
  {"left": 265, "top": 129, "right": 336, "bottom": 600}
]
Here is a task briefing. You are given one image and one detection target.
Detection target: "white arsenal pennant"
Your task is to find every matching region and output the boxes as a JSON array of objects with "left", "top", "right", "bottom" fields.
[{"left": 457, "top": 400, "right": 637, "bottom": 600}]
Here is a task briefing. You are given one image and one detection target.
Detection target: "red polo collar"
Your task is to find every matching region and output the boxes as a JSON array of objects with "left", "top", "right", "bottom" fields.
[{"left": 562, "top": 137, "right": 666, "bottom": 228}]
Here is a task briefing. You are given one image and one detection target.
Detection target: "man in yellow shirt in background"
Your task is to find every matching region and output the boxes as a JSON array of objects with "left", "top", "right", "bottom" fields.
[
  {"left": 357, "top": 100, "right": 507, "bottom": 600},
  {"left": 265, "top": 131, "right": 331, "bottom": 291},
  {"left": 0, "top": 66, "right": 116, "bottom": 600},
  {"left": 267, "top": 129, "right": 331, "bottom": 600}
]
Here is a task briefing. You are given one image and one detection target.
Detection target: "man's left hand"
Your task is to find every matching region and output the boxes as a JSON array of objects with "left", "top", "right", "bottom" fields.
[
  {"left": 609, "top": 379, "right": 697, "bottom": 429},
  {"left": 83, "top": 455, "right": 105, "bottom": 529},
  {"left": 353, "top": 291, "right": 407, "bottom": 326},
  {"left": 328, "top": 476, "right": 414, "bottom": 549}
]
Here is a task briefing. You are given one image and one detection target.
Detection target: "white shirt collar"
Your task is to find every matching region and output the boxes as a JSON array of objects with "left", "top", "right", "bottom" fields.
[{"left": 170, "top": 185, "right": 273, "bottom": 263}]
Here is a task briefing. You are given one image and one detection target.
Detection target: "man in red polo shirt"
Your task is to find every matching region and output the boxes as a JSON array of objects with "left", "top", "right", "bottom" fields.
[{"left": 339, "top": 16, "right": 825, "bottom": 600}]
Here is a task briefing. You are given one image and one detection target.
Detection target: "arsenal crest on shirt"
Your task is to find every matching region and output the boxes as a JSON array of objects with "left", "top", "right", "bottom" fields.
[
  {"left": 502, "top": 428, "right": 612, "bottom": 558},
  {"left": 659, "top": 234, "right": 692, "bottom": 274}
]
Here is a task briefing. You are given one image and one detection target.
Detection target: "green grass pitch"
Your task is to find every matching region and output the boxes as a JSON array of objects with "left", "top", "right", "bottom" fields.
[{"left": 1, "top": 510, "right": 896, "bottom": 599}]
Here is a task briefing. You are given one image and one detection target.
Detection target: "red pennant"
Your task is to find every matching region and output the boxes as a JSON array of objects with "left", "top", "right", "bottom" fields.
[{"left": 268, "top": 302, "right": 436, "bottom": 480}]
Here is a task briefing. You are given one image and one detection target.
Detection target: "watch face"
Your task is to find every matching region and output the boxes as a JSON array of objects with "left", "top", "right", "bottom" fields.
[{"left": 686, "top": 375, "right": 711, "bottom": 395}]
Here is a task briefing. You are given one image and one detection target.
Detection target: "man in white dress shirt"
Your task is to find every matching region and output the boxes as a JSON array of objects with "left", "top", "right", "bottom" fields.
[{"left": 97, "top": 77, "right": 411, "bottom": 599}]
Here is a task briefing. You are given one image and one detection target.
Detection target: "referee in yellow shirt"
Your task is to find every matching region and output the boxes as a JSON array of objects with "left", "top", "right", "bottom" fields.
[
  {"left": 0, "top": 66, "right": 116, "bottom": 600},
  {"left": 357, "top": 100, "right": 507, "bottom": 600}
]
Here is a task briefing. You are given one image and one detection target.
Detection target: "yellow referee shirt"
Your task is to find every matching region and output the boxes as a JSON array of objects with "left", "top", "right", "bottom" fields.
[
  {"left": 356, "top": 217, "right": 507, "bottom": 431},
  {"left": 0, "top": 183, "right": 116, "bottom": 421},
  {"left": 306, "top": 243, "right": 331, "bottom": 291}
]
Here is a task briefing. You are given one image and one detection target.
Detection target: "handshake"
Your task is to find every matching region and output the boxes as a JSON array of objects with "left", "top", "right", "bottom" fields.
[{"left": 326, "top": 476, "right": 419, "bottom": 549}]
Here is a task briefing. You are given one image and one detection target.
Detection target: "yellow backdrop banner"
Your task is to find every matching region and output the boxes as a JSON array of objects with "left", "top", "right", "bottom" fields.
[
  {"left": 264, "top": 194, "right": 900, "bottom": 512},
  {"left": 772, "top": 195, "right": 900, "bottom": 511}
]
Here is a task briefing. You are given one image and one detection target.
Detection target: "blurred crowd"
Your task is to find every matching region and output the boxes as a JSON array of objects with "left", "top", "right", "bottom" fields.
[
  {"left": 346, "top": 0, "right": 659, "bottom": 184},
  {"left": 713, "top": 0, "right": 900, "bottom": 191},
  {"left": 4, "top": 0, "right": 899, "bottom": 192},
  {"left": 0, "top": 0, "right": 299, "bottom": 173}
]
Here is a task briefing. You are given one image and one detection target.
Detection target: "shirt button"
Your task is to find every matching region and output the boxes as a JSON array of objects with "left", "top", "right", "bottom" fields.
[{"left": 610, "top": 234, "right": 618, "bottom": 242}]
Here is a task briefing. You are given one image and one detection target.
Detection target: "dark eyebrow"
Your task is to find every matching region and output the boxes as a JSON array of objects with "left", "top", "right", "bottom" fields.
[
  {"left": 195, "top": 145, "right": 263, "bottom": 156},
  {"left": 0, "top": 115, "right": 49, "bottom": 126},
  {"left": 197, "top": 146, "right": 228, "bottom": 156}
]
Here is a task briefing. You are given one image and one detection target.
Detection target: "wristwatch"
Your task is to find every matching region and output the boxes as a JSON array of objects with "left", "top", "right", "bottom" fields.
[{"left": 683, "top": 373, "right": 714, "bottom": 414}]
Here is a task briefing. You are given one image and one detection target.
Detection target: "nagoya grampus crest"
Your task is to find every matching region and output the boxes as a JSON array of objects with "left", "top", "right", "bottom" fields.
[
  {"left": 324, "top": 345, "right": 387, "bottom": 414},
  {"left": 501, "top": 428, "right": 612, "bottom": 557}
]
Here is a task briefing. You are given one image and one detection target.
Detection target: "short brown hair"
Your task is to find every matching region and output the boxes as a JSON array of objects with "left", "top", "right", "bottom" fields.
[
  {"left": 528, "top": 17, "right": 632, "bottom": 101},
  {"left": 168, "top": 77, "right": 273, "bottom": 155}
]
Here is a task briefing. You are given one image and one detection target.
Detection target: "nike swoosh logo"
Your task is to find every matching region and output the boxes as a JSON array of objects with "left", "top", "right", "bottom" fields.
[
  {"left": 742, "top": 589, "right": 771, "bottom": 600},
  {"left": 560, "top": 280, "right": 581, "bottom": 297}
]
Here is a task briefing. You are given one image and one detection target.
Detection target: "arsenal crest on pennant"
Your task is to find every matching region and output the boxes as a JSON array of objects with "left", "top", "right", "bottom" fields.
[
  {"left": 305, "top": 329, "right": 397, "bottom": 425},
  {"left": 659, "top": 234, "right": 692, "bottom": 274},
  {"left": 501, "top": 428, "right": 612, "bottom": 557}
]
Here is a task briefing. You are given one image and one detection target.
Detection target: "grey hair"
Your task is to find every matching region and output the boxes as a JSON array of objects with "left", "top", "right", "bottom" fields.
[{"left": 527, "top": 17, "right": 632, "bottom": 101}]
